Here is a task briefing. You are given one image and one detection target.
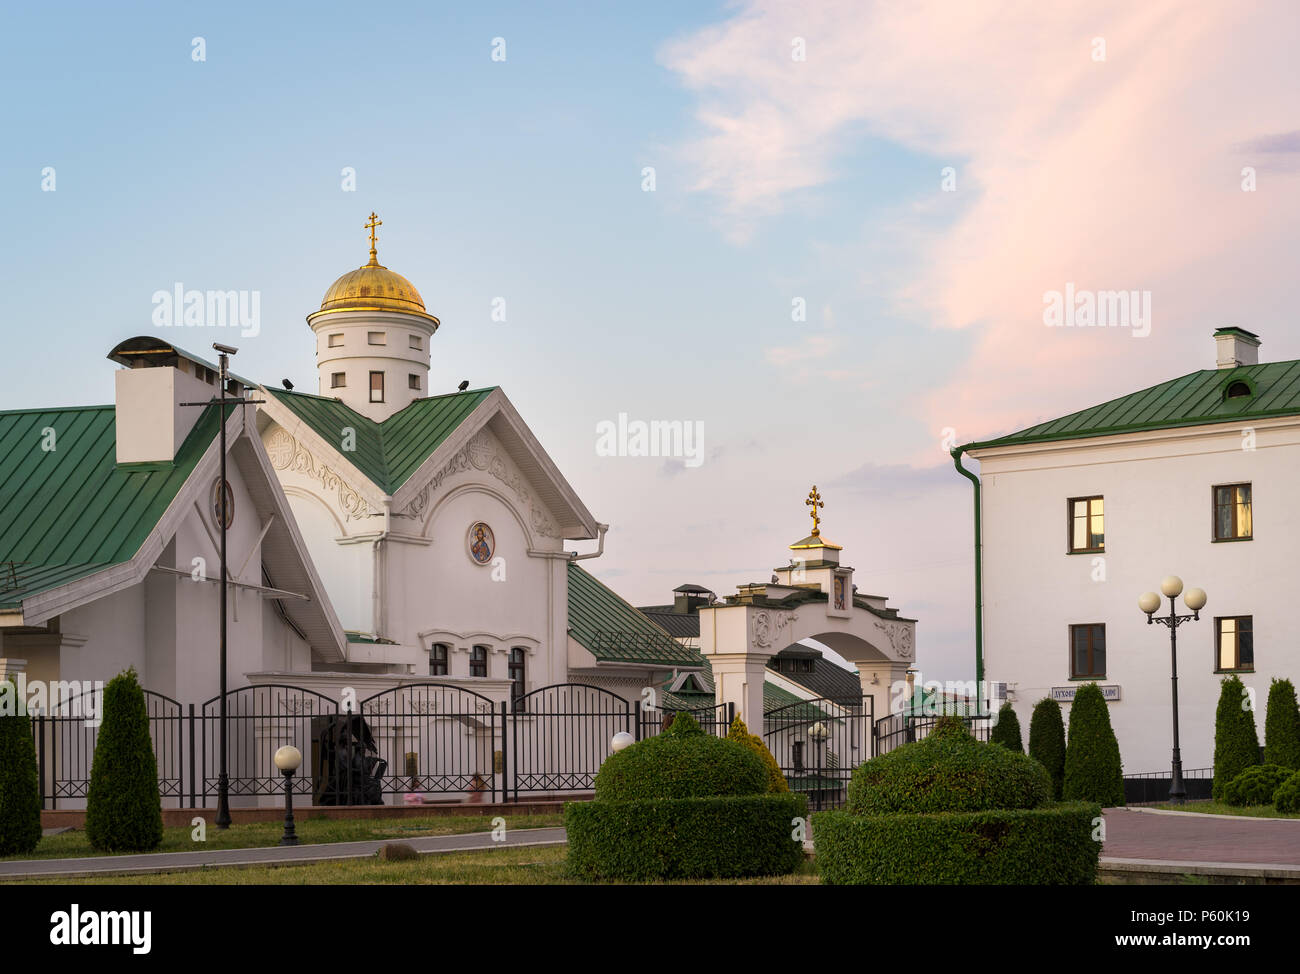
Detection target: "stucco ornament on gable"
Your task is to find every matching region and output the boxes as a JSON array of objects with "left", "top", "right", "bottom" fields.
[
  {"left": 873, "top": 619, "right": 914, "bottom": 660},
  {"left": 752, "top": 609, "right": 798, "bottom": 649},
  {"left": 264, "top": 427, "right": 373, "bottom": 522}
]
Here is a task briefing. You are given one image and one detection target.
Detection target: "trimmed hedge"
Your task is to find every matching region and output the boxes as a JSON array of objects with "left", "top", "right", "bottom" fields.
[
  {"left": 1212, "top": 675, "right": 1260, "bottom": 802},
  {"left": 565, "top": 793, "right": 808, "bottom": 880},
  {"left": 989, "top": 702, "right": 1023, "bottom": 752},
  {"left": 1222, "top": 764, "right": 1290, "bottom": 807},
  {"left": 1263, "top": 679, "right": 1300, "bottom": 771},
  {"left": 847, "top": 724, "right": 1050, "bottom": 814},
  {"left": 1029, "top": 697, "right": 1067, "bottom": 801},
  {"left": 813, "top": 802, "right": 1101, "bottom": 885},
  {"left": 727, "top": 714, "right": 789, "bottom": 793},
  {"left": 0, "top": 680, "right": 42, "bottom": 856},
  {"left": 85, "top": 668, "right": 164, "bottom": 852},
  {"left": 1273, "top": 770, "right": 1300, "bottom": 814},
  {"left": 593, "top": 723, "right": 767, "bottom": 802},
  {"left": 1062, "top": 683, "right": 1125, "bottom": 807}
]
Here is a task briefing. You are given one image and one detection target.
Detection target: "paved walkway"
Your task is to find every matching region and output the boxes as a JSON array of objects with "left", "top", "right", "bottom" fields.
[
  {"left": 1102, "top": 807, "right": 1300, "bottom": 865},
  {"left": 0, "top": 827, "right": 568, "bottom": 881}
]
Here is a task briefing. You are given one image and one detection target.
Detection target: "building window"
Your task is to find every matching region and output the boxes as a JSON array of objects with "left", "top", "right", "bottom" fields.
[
  {"left": 408, "top": 373, "right": 421, "bottom": 391},
  {"left": 1216, "top": 616, "right": 1254, "bottom": 672},
  {"left": 367, "top": 331, "right": 386, "bottom": 345},
  {"left": 327, "top": 333, "right": 344, "bottom": 348},
  {"left": 429, "top": 643, "right": 449, "bottom": 677},
  {"left": 1213, "top": 484, "right": 1252, "bottom": 541},
  {"left": 470, "top": 645, "right": 488, "bottom": 678},
  {"left": 1067, "top": 496, "right": 1104, "bottom": 553},
  {"left": 369, "top": 371, "right": 384, "bottom": 402},
  {"left": 791, "top": 741, "right": 805, "bottom": 773},
  {"left": 409, "top": 335, "right": 422, "bottom": 350},
  {"left": 509, "top": 648, "right": 526, "bottom": 707},
  {"left": 331, "top": 372, "right": 346, "bottom": 389},
  {"left": 1070, "top": 624, "right": 1106, "bottom": 678}
]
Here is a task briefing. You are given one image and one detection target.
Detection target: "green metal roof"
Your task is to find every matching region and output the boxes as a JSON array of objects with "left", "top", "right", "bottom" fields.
[
  {"left": 266, "top": 387, "right": 495, "bottom": 493},
  {"left": 0, "top": 404, "right": 220, "bottom": 610},
  {"left": 964, "top": 360, "right": 1300, "bottom": 452},
  {"left": 566, "top": 563, "right": 705, "bottom": 667}
]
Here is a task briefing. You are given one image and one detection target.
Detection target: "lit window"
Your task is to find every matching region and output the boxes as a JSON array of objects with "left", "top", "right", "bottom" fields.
[
  {"left": 328, "top": 333, "right": 344, "bottom": 348},
  {"left": 1069, "top": 624, "right": 1106, "bottom": 678},
  {"left": 367, "top": 332, "right": 386, "bottom": 345},
  {"left": 1213, "top": 484, "right": 1252, "bottom": 541},
  {"left": 408, "top": 373, "right": 420, "bottom": 391},
  {"left": 1068, "top": 496, "right": 1104, "bottom": 553},
  {"left": 470, "top": 645, "right": 488, "bottom": 678},
  {"left": 369, "top": 371, "right": 384, "bottom": 403},
  {"left": 430, "top": 643, "right": 449, "bottom": 677},
  {"left": 1216, "top": 617, "right": 1254, "bottom": 672},
  {"left": 331, "top": 372, "right": 346, "bottom": 389}
]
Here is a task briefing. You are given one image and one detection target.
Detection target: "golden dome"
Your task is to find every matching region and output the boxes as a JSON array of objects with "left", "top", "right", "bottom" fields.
[{"left": 314, "top": 213, "right": 435, "bottom": 321}]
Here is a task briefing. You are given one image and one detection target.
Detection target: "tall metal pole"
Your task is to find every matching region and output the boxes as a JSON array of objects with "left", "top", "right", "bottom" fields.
[
  {"left": 216, "top": 351, "right": 232, "bottom": 830},
  {"left": 1167, "top": 596, "right": 1186, "bottom": 805}
]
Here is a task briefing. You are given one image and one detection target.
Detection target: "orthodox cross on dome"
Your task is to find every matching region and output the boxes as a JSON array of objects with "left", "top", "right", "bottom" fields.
[
  {"left": 805, "top": 485, "right": 824, "bottom": 537},
  {"left": 364, "top": 212, "right": 382, "bottom": 265}
]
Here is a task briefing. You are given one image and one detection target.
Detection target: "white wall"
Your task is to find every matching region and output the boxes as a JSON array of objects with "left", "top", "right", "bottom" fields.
[{"left": 977, "top": 419, "right": 1300, "bottom": 774}]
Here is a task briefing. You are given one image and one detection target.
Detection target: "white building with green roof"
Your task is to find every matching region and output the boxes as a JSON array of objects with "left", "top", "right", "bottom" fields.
[{"left": 957, "top": 328, "right": 1300, "bottom": 777}]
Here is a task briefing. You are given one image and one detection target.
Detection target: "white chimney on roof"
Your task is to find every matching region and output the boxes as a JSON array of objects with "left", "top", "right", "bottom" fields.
[{"left": 1214, "top": 327, "right": 1261, "bottom": 370}]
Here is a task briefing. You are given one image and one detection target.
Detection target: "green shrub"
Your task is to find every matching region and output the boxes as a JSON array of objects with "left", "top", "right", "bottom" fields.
[
  {"left": 930, "top": 715, "right": 973, "bottom": 742},
  {"left": 989, "top": 702, "right": 1024, "bottom": 752},
  {"left": 814, "top": 802, "right": 1101, "bottom": 885},
  {"left": 1029, "top": 697, "right": 1067, "bottom": 801},
  {"left": 1273, "top": 770, "right": 1300, "bottom": 814},
  {"left": 665, "top": 710, "right": 703, "bottom": 737},
  {"left": 0, "top": 680, "right": 42, "bottom": 856},
  {"left": 728, "top": 714, "right": 788, "bottom": 793},
  {"left": 85, "top": 668, "right": 163, "bottom": 852},
  {"left": 1222, "top": 764, "right": 1290, "bottom": 807},
  {"left": 565, "top": 793, "right": 808, "bottom": 880},
  {"left": 593, "top": 726, "right": 767, "bottom": 802},
  {"left": 1062, "top": 683, "right": 1125, "bottom": 807},
  {"left": 847, "top": 728, "right": 1050, "bottom": 815},
  {"left": 1263, "top": 679, "right": 1300, "bottom": 771},
  {"left": 1212, "top": 675, "right": 1260, "bottom": 801}
]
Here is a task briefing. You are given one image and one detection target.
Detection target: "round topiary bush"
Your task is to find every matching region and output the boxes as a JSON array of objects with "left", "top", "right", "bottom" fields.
[
  {"left": 0, "top": 680, "right": 42, "bottom": 856},
  {"left": 1029, "top": 697, "right": 1067, "bottom": 801},
  {"left": 1273, "top": 770, "right": 1300, "bottom": 814},
  {"left": 847, "top": 723, "right": 1051, "bottom": 815},
  {"left": 85, "top": 668, "right": 164, "bottom": 853},
  {"left": 989, "top": 702, "right": 1024, "bottom": 752},
  {"left": 1062, "top": 683, "right": 1125, "bottom": 807},
  {"left": 1222, "top": 764, "right": 1290, "bottom": 807},
  {"left": 593, "top": 718, "right": 768, "bottom": 801}
]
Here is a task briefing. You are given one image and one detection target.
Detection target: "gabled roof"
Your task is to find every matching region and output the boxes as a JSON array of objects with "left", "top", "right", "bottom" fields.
[
  {"left": 767, "top": 645, "right": 862, "bottom": 705},
  {"left": 964, "top": 360, "right": 1300, "bottom": 452},
  {"left": 0, "top": 404, "right": 220, "bottom": 608},
  {"left": 264, "top": 386, "right": 495, "bottom": 493},
  {"left": 567, "top": 563, "right": 705, "bottom": 667}
]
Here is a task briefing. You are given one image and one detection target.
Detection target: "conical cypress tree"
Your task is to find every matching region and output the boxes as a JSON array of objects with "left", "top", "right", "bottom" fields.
[
  {"left": 85, "top": 668, "right": 163, "bottom": 852},
  {"left": 1062, "top": 683, "right": 1125, "bottom": 806},
  {"left": 1263, "top": 678, "right": 1300, "bottom": 771},
  {"left": 1213, "top": 675, "right": 1260, "bottom": 800},
  {"left": 0, "top": 679, "right": 42, "bottom": 855},
  {"left": 1029, "top": 697, "right": 1067, "bottom": 801},
  {"left": 988, "top": 702, "right": 1024, "bottom": 752}
]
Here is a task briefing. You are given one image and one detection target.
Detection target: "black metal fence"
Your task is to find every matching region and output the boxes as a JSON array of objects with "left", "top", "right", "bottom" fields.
[
  {"left": 1124, "top": 768, "right": 1213, "bottom": 804},
  {"left": 872, "top": 709, "right": 991, "bottom": 757},
  {"left": 764, "top": 695, "right": 873, "bottom": 811},
  {"left": 637, "top": 700, "right": 734, "bottom": 740}
]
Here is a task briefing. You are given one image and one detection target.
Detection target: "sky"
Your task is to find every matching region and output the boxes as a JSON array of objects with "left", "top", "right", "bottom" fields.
[{"left": 3, "top": 0, "right": 1298, "bottom": 681}]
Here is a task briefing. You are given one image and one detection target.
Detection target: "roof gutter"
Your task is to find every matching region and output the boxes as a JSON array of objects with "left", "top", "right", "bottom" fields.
[
  {"left": 951, "top": 445, "right": 984, "bottom": 708},
  {"left": 569, "top": 522, "right": 609, "bottom": 561}
]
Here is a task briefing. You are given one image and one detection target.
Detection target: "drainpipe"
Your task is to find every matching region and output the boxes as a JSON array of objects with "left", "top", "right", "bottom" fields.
[
  {"left": 951, "top": 446, "right": 984, "bottom": 709},
  {"left": 569, "top": 523, "right": 609, "bottom": 561}
]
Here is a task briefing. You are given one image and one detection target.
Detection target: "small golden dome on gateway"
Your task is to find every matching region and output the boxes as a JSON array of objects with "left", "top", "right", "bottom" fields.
[{"left": 317, "top": 212, "right": 430, "bottom": 317}]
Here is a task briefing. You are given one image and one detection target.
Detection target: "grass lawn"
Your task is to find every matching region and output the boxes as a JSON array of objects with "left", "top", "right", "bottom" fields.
[
  {"left": 8, "top": 844, "right": 821, "bottom": 885},
  {"left": 1152, "top": 800, "right": 1300, "bottom": 819},
  {"left": 3, "top": 812, "right": 563, "bottom": 862}
]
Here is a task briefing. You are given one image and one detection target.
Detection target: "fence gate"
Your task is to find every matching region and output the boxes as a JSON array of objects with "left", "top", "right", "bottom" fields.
[
  {"left": 360, "top": 683, "right": 502, "bottom": 802},
  {"left": 510, "top": 683, "right": 633, "bottom": 800},
  {"left": 872, "top": 711, "right": 991, "bottom": 757},
  {"left": 764, "top": 694, "right": 872, "bottom": 811}
]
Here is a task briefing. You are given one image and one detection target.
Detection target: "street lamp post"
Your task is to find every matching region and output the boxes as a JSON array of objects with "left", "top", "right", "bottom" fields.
[
  {"left": 274, "top": 745, "right": 303, "bottom": 846},
  {"left": 1138, "top": 576, "right": 1207, "bottom": 805}
]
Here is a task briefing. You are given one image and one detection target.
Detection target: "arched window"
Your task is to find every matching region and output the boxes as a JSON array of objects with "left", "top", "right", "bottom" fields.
[
  {"left": 509, "top": 648, "right": 527, "bottom": 706},
  {"left": 429, "top": 643, "right": 449, "bottom": 677},
  {"left": 1225, "top": 380, "right": 1252, "bottom": 400},
  {"left": 470, "top": 645, "right": 488, "bottom": 678}
]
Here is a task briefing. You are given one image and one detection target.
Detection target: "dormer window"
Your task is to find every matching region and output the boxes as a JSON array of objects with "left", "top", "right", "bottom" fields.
[{"left": 1225, "top": 380, "right": 1252, "bottom": 400}]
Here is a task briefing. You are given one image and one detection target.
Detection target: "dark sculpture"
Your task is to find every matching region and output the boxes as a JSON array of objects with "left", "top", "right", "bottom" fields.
[{"left": 316, "top": 713, "right": 387, "bottom": 805}]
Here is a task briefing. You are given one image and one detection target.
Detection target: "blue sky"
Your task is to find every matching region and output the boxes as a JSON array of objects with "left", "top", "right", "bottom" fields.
[{"left": 4, "top": 1, "right": 1297, "bottom": 681}]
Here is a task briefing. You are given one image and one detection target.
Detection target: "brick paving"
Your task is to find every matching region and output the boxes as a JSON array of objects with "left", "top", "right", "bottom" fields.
[{"left": 1102, "top": 808, "right": 1300, "bottom": 865}]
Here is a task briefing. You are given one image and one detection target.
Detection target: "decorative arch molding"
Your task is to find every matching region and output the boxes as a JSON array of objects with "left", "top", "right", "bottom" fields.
[
  {"left": 418, "top": 629, "right": 541, "bottom": 656},
  {"left": 280, "top": 484, "right": 348, "bottom": 537},
  {"left": 262, "top": 425, "right": 379, "bottom": 524},
  {"left": 420, "top": 482, "right": 538, "bottom": 551},
  {"left": 745, "top": 607, "right": 908, "bottom": 666}
]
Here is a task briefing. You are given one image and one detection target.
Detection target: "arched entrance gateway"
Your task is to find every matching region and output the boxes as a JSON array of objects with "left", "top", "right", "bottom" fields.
[{"left": 698, "top": 488, "right": 916, "bottom": 801}]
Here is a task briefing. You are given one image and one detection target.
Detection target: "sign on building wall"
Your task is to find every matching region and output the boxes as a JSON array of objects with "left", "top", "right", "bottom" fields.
[{"left": 1051, "top": 685, "right": 1122, "bottom": 702}]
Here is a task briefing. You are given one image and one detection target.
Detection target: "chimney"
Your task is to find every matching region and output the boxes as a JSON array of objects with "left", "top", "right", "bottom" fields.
[
  {"left": 108, "top": 338, "right": 235, "bottom": 464},
  {"left": 1214, "top": 327, "right": 1261, "bottom": 370}
]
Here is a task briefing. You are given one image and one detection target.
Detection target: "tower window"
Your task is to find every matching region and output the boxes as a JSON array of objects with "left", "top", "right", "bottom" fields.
[
  {"left": 327, "top": 333, "right": 344, "bottom": 348},
  {"left": 409, "top": 335, "right": 422, "bottom": 350},
  {"left": 409, "top": 373, "right": 421, "bottom": 390},
  {"left": 331, "top": 372, "right": 346, "bottom": 389},
  {"left": 367, "top": 331, "right": 386, "bottom": 345},
  {"left": 369, "top": 371, "right": 384, "bottom": 402}
]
